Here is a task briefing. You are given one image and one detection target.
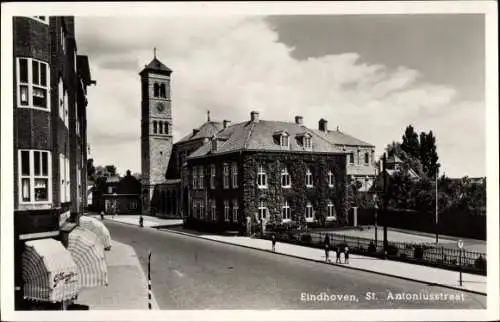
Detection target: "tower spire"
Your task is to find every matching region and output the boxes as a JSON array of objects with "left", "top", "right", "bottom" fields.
[
  {"left": 207, "top": 110, "right": 211, "bottom": 121},
  {"left": 154, "top": 47, "right": 157, "bottom": 59}
]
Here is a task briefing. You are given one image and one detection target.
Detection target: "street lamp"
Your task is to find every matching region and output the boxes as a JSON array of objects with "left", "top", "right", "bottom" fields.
[
  {"left": 435, "top": 169, "right": 439, "bottom": 244},
  {"left": 113, "top": 192, "right": 117, "bottom": 217}
]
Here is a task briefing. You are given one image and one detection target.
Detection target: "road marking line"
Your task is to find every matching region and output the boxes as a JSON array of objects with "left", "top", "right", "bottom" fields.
[{"left": 173, "top": 269, "right": 184, "bottom": 277}]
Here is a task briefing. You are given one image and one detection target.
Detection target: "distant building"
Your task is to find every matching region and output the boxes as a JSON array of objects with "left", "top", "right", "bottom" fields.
[{"left": 314, "top": 119, "right": 376, "bottom": 191}]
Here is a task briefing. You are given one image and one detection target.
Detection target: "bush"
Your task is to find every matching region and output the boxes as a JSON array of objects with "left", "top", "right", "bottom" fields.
[
  {"left": 414, "top": 246, "right": 424, "bottom": 259},
  {"left": 386, "top": 244, "right": 399, "bottom": 256},
  {"left": 368, "top": 242, "right": 376, "bottom": 253},
  {"left": 301, "top": 234, "right": 312, "bottom": 243},
  {"left": 474, "top": 255, "right": 486, "bottom": 270}
]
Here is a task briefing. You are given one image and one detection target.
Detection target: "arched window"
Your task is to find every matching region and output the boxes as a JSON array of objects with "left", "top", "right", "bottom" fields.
[
  {"left": 153, "top": 121, "right": 157, "bottom": 134},
  {"left": 159, "top": 121, "right": 163, "bottom": 134},
  {"left": 153, "top": 83, "right": 159, "bottom": 97},
  {"left": 164, "top": 123, "right": 169, "bottom": 134},
  {"left": 160, "top": 84, "right": 166, "bottom": 98}
]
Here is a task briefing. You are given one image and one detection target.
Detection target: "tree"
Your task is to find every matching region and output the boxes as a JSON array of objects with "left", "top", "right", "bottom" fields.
[
  {"left": 105, "top": 165, "right": 117, "bottom": 177},
  {"left": 419, "top": 131, "right": 440, "bottom": 178},
  {"left": 87, "top": 158, "right": 96, "bottom": 181},
  {"left": 401, "top": 125, "right": 420, "bottom": 158}
]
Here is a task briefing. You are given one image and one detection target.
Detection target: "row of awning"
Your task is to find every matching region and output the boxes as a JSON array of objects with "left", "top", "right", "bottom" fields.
[{"left": 21, "top": 216, "right": 112, "bottom": 302}]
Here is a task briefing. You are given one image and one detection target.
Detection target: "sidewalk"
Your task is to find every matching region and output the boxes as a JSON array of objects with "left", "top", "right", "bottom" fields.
[
  {"left": 165, "top": 230, "right": 487, "bottom": 296},
  {"left": 74, "top": 240, "right": 160, "bottom": 310}
]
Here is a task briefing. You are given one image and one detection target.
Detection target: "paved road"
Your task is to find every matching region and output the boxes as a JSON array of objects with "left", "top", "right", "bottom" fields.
[{"left": 104, "top": 220, "right": 486, "bottom": 310}]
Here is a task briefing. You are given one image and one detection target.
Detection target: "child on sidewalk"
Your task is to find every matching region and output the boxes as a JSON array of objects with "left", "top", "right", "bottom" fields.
[
  {"left": 344, "top": 245, "right": 350, "bottom": 264},
  {"left": 336, "top": 246, "right": 341, "bottom": 263}
]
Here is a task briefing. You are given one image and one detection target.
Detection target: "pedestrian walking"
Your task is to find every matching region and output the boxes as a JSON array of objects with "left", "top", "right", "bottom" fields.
[
  {"left": 336, "top": 246, "right": 341, "bottom": 263},
  {"left": 100, "top": 211, "right": 104, "bottom": 220},
  {"left": 271, "top": 233, "right": 276, "bottom": 252},
  {"left": 344, "top": 245, "right": 350, "bottom": 264},
  {"left": 139, "top": 216, "right": 144, "bottom": 228},
  {"left": 324, "top": 234, "right": 330, "bottom": 262}
]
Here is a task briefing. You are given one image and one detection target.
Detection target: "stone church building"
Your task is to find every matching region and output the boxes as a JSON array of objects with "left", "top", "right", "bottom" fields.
[{"left": 140, "top": 55, "right": 376, "bottom": 231}]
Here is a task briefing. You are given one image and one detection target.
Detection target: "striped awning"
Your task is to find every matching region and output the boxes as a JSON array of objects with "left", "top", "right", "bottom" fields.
[
  {"left": 22, "top": 238, "right": 81, "bottom": 302},
  {"left": 79, "top": 215, "right": 112, "bottom": 250},
  {"left": 68, "top": 227, "right": 108, "bottom": 288}
]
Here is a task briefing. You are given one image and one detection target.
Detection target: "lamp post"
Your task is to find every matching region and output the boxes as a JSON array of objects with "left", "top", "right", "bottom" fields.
[
  {"left": 435, "top": 169, "right": 439, "bottom": 244},
  {"left": 382, "top": 153, "right": 388, "bottom": 254},
  {"left": 374, "top": 196, "right": 378, "bottom": 245},
  {"left": 113, "top": 192, "right": 117, "bottom": 217}
]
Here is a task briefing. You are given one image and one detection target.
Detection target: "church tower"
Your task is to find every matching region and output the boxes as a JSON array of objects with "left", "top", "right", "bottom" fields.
[{"left": 140, "top": 50, "right": 173, "bottom": 215}]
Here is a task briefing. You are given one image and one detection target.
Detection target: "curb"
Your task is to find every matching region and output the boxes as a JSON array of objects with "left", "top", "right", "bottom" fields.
[
  {"left": 117, "top": 241, "right": 161, "bottom": 310},
  {"left": 161, "top": 228, "right": 487, "bottom": 297}
]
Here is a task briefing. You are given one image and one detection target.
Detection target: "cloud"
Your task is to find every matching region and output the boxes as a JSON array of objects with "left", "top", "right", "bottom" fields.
[{"left": 76, "top": 16, "right": 485, "bottom": 177}]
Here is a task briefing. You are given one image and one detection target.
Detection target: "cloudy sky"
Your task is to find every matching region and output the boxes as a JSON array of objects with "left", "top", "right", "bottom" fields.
[{"left": 75, "top": 14, "right": 485, "bottom": 178}]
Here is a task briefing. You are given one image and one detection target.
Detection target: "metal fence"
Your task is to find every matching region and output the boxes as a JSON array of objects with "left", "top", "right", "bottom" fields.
[{"left": 264, "top": 230, "right": 486, "bottom": 275}]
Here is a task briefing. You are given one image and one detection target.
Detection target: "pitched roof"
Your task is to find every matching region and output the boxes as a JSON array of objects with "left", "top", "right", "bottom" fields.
[
  {"left": 386, "top": 154, "right": 403, "bottom": 164},
  {"left": 312, "top": 129, "right": 374, "bottom": 147},
  {"left": 139, "top": 57, "right": 172, "bottom": 76},
  {"left": 176, "top": 121, "right": 224, "bottom": 144},
  {"left": 188, "top": 120, "right": 345, "bottom": 159}
]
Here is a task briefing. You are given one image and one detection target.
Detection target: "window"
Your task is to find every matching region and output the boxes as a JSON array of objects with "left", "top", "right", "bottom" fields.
[
  {"left": 223, "top": 164, "right": 230, "bottom": 189},
  {"left": 200, "top": 201, "right": 205, "bottom": 219},
  {"left": 164, "top": 123, "right": 169, "bottom": 135},
  {"left": 211, "top": 139, "right": 217, "bottom": 152},
  {"left": 154, "top": 83, "right": 159, "bottom": 97},
  {"left": 153, "top": 121, "right": 157, "bottom": 134},
  {"left": 305, "top": 202, "right": 314, "bottom": 220},
  {"left": 328, "top": 170, "right": 335, "bottom": 187},
  {"left": 305, "top": 168, "right": 313, "bottom": 188},
  {"left": 365, "top": 152, "right": 369, "bottom": 164},
  {"left": 232, "top": 199, "right": 239, "bottom": 222},
  {"left": 159, "top": 122, "right": 163, "bottom": 134},
  {"left": 231, "top": 163, "right": 238, "bottom": 188},
  {"left": 258, "top": 200, "right": 267, "bottom": 221},
  {"left": 210, "top": 165, "right": 216, "bottom": 189},
  {"left": 192, "top": 166, "right": 198, "bottom": 189},
  {"left": 280, "top": 133, "right": 289, "bottom": 147},
  {"left": 75, "top": 101, "right": 80, "bottom": 136},
  {"left": 282, "top": 200, "right": 291, "bottom": 221},
  {"left": 16, "top": 58, "right": 50, "bottom": 110},
  {"left": 160, "top": 84, "right": 166, "bottom": 98},
  {"left": 58, "top": 77, "right": 64, "bottom": 123},
  {"left": 211, "top": 199, "right": 216, "bottom": 221},
  {"left": 303, "top": 136, "right": 312, "bottom": 149},
  {"left": 198, "top": 166, "right": 204, "bottom": 189},
  {"left": 60, "top": 27, "right": 66, "bottom": 53},
  {"left": 281, "top": 166, "right": 291, "bottom": 188},
  {"left": 63, "top": 90, "right": 68, "bottom": 128},
  {"left": 349, "top": 153, "right": 354, "bottom": 164},
  {"left": 224, "top": 200, "right": 230, "bottom": 222},
  {"left": 19, "top": 150, "right": 51, "bottom": 203},
  {"left": 327, "top": 200, "right": 336, "bottom": 219},
  {"left": 257, "top": 164, "right": 267, "bottom": 188},
  {"left": 130, "top": 199, "right": 138, "bottom": 210},
  {"left": 192, "top": 200, "right": 198, "bottom": 218}
]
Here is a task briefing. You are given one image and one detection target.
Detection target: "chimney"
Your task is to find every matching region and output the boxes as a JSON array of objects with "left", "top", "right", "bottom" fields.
[
  {"left": 192, "top": 129, "right": 199, "bottom": 136},
  {"left": 223, "top": 120, "right": 231, "bottom": 128},
  {"left": 295, "top": 115, "right": 304, "bottom": 125},
  {"left": 250, "top": 111, "right": 260, "bottom": 123},
  {"left": 319, "top": 118, "right": 328, "bottom": 132}
]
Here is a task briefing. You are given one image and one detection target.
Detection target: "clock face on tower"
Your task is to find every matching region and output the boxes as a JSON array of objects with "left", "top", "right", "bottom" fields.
[{"left": 156, "top": 102, "right": 165, "bottom": 112}]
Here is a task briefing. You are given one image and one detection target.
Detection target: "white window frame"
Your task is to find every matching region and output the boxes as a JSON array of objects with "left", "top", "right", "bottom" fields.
[
  {"left": 280, "top": 133, "right": 289, "bottom": 148},
  {"left": 258, "top": 200, "right": 267, "bottom": 221},
  {"left": 198, "top": 166, "right": 204, "bottom": 189},
  {"left": 224, "top": 200, "right": 230, "bottom": 222},
  {"left": 327, "top": 200, "right": 336, "bottom": 220},
  {"left": 305, "top": 168, "right": 313, "bottom": 188},
  {"left": 223, "top": 163, "right": 230, "bottom": 189},
  {"left": 281, "top": 166, "right": 291, "bottom": 188},
  {"left": 282, "top": 200, "right": 291, "bottom": 221},
  {"left": 61, "top": 26, "right": 66, "bottom": 54},
  {"left": 200, "top": 201, "right": 205, "bottom": 219},
  {"left": 18, "top": 150, "right": 52, "bottom": 205},
  {"left": 257, "top": 164, "right": 267, "bottom": 189},
  {"left": 305, "top": 202, "right": 314, "bottom": 221},
  {"left": 192, "top": 166, "right": 198, "bottom": 189},
  {"left": 304, "top": 136, "right": 312, "bottom": 149},
  {"left": 328, "top": 170, "right": 335, "bottom": 187},
  {"left": 210, "top": 164, "right": 216, "bottom": 189},
  {"left": 232, "top": 199, "right": 239, "bottom": 222},
  {"left": 211, "top": 199, "right": 217, "bottom": 221},
  {"left": 58, "top": 77, "right": 65, "bottom": 123},
  {"left": 16, "top": 57, "right": 50, "bottom": 111},
  {"left": 231, "top": 163, "right": 238, "bottom": 188}
]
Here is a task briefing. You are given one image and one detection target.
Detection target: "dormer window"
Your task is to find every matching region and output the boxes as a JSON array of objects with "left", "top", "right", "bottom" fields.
[
  {"left": 274, "top": 130, "right": 290, "bottom": 148},
  {"left": 304, "top": 136, "right": 312, "bottom": 149},
  {"left": 297, "top": 132, "right": 312, "bottom": 150},
  {"left": 211, "top": 137, "right": 217, "bottom": 152},
  {"left": 280, "top": 134, "right": 289, "bottom": 147}
]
